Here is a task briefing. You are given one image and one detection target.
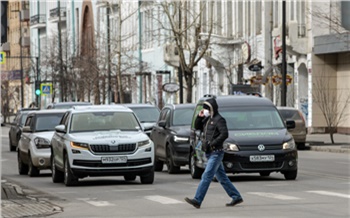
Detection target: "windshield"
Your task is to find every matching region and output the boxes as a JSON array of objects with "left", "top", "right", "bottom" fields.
[
  {"left": 173, "top": 108, "right": 194, "bottom": 126},
  {"left": 129, "top": 107, "right": 160, "bottom": 123},
  {"left": 20, "top": 113, "right": 29, "bottom": 126},
  {"left": 279, "top": 109, "right": 302, "bottom": 120},
  {"left": 220, "top": 106, "right": 285, "bottom": 130},
  {"left": 70, "top": 111, "right": 141, "bottom": 133},
  {"left": 35, "top": 113, "right": 65, "bottom": 131}
]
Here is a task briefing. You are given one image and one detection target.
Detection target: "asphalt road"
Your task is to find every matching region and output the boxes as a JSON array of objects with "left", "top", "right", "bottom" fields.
[{"left": 1, "top": 126, "right": 350, "bottom": 218}]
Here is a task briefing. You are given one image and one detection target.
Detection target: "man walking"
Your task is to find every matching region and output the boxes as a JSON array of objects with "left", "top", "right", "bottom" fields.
[{"left": 185, "top": 98, "right": 243, "bottom": 209}]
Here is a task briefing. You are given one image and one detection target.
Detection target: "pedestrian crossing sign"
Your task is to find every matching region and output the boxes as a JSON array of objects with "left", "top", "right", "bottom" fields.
[
  {"left": 0, "top": 52, "right": 5, "bottom": 64},
  {"left": 41, "top": 83, "right": 52, "bottom": 95}
]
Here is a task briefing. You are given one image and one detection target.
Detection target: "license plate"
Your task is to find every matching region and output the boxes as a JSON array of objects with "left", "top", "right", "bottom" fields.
[
  {"left": 101, "top": 156, "right": 127, "bottom": 164},
  {"left": 249, "top": 155, "right": 275, "bottom": 162}
]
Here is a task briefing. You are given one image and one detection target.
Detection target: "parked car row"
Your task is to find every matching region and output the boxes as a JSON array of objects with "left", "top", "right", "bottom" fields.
[{"left": 8, "top": 97, "right": 304, "bottom": 186}]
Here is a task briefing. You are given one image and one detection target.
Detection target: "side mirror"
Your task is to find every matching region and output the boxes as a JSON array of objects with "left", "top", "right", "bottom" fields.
[
  {"left": 286, "top": 120, "right": 295, "bottom": 129},
  {"left": 22, "top": 126, "right": 32, "bottom": 133},
  {"left": 158, "top": 120, "right": 166, "bottom": 128},
  {"left": 55, "top": 124, "right": 66, "bottom": 133}
]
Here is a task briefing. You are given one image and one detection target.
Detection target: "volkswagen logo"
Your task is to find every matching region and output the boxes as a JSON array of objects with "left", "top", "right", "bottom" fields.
[
  {"left": 111, "top": 140, "right": 116, "bottom": 144},
  {"left": 257, "top": 144, "right": 265, "bottom": 151}
]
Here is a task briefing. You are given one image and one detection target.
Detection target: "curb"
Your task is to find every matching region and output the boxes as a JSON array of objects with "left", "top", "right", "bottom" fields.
[
  {"left": 308, "top": 145, "right": 350, "bottom": 154},
  {"left": 1, "top": 180, "right": 63, "bottom": 218}
]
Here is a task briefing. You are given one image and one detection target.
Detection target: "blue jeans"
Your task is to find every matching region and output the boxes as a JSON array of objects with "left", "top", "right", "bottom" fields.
[{"left": 194, "top": 150, "right": 242, "bottom": 205}]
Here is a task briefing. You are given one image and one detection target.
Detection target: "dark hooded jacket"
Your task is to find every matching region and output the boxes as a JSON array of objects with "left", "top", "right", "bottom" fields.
[{"left": 194, "top": 98, "right": 228, "bottom": 151}]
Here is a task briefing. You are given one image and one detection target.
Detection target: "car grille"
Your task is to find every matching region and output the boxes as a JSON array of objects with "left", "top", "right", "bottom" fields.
[
  {"left": 240, "top": 161, "right": 283, "bottom": 169},
  {"left": 90, "top": 143, "right": 137, "bottom": 154},
  {"left": 73, "top": 158, "right": 152, "bottom": 167},
  {"left": 239, "top": 144, "right": 282, "bottom": 151}
]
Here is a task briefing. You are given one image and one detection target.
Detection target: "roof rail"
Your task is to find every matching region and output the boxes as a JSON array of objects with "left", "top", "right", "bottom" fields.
[{"left": 203, "top": 94, "right": 217, "bottom": 99}]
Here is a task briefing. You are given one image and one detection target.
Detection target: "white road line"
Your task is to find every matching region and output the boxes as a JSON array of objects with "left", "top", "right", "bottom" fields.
[
  {"left": 112, "top": 188, "right": 155, "bottom": 192},
  {"left": 306, "top": 190, "right": 350, "bottom": 199},
  {"left": 77, "top": 198, "right": 115, "bottom": 207},
  {"left": 247, "top": 192, "right": 301, "bottom": 200},
  {"left": 145, "top": 195, "right": 183, "bottom": 204}
]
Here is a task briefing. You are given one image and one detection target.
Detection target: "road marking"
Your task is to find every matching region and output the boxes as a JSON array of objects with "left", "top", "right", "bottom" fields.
[
  {"left": 77, "top": 198, "right": 115, "bottom": 207},
  {"left": 307, "top": 191, "right": 350, "bottom": 199},
  {"left": 247, "top": 192, "right": 300, "bottom": 200},
  {"left": 145, "top": 195, "right": 183, "bottom": 204},
  {"left": 112, "top": 188, "right": 155, "bottom": 192}
]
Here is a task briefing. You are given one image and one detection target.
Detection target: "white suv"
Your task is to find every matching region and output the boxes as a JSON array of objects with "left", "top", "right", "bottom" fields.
[{"left": 51, "top": 105, "right": 154, "bottom": 186}]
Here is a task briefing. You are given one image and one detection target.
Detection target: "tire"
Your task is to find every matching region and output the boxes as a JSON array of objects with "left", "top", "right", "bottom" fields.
[
  {"left": 51, "top": 155, "right": 64, "bottom": 183},
  {"left": 297, "top": 143, "right": 306, "bottom": 150},
  {"left": 18, "top": 151, "right": 28, "bottom": 175},
  {"left": 28, "top": 153, "right": 40, "bottom": 177},
  {"left": 124, "top": 175, "right": 137, "bottom": 181},
  {"left": 64, "top": 154, "right": 78, "bottom": 186},
  {"left": 166, "top": 147, "right": 180, "bottom": 174},
  {"left": 283, "top": 170, "right": 297, "bottom": 180},
  {"left": 190, "top": 153, "right": 204, "bottom": 179},
  {"left": 9, "top": 136, "right": 16, "bottom": 152},
  {"left": 140, "top": 168, "right": 154, "bottom": 184},
  {"left": 260, "top": 172, "right": 271, "bottom": 177},
  {"left": 154, "top": 159, "right": 164, "bottom": 172}
]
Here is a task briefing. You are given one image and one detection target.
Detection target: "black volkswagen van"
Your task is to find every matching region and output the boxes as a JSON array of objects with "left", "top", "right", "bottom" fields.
[{"left": 189, "top": 95, "right": 298, "bottom": 180}]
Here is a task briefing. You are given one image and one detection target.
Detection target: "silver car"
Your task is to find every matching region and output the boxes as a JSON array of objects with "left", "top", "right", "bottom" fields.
[
  {"left": 17, "top": 109, "right": 66, "bottom": 177},
  {"left": 278, "top": 106, "right": 307, "bottom": 149},
  {"left": 51, "top": 105, "right": 154, "bottom": 186}
]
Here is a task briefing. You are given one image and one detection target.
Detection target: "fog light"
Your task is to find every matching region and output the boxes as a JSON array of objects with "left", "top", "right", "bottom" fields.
[
  {"left": 226, "top": 162, "right": 233, "bottom": 168},
  {"left": 288, "top": 160, "right": 295, "bottom": 166},
  {"left": 39, "top": 158, "right": 45, "bottom": 166},
  {"left": 145, "top": 147, "right": 152, "bottom": 152},
  {"left": 72, "top": 149, "right": 81, "bottom": 154}
]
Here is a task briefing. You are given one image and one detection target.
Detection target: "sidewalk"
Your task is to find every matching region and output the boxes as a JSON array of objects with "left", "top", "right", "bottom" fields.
[{"left": 306, "top": 133, "right": 350, "bottom": 153}]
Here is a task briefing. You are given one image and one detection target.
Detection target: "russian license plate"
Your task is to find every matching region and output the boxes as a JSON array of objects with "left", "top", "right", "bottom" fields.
[
  {"left": 249, "top": 155, "right": 275, "bottom": 162},
  {"left": 101, "top": 156, "right": 127, "bottom": 164}
]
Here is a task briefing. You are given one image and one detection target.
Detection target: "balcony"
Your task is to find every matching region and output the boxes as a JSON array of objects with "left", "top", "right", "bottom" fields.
[
  {"left": 20, "top": 9, "right": 30, "bottom": 21},
  {"left": 49, "top": 7, "right": 66, "bottom": 23},
  {"left": 96, "top": 0, "right": 109, "bottom": 8},
  {"left": 30, "top": 14, "right": 46, "bottom": 29}
]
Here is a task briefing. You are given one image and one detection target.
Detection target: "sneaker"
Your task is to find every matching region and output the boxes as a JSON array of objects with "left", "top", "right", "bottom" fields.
[
  {"left": 184, "top": 197, "right": 201, "bottom": 209},
  {"left": 226, "top": 198, "right": 243, "bottom": 207}
]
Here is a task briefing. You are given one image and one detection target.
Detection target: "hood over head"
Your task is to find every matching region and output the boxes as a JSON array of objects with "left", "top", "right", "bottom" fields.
[{"left": 203, "top": 98, "right": 218, "bottom": 117}]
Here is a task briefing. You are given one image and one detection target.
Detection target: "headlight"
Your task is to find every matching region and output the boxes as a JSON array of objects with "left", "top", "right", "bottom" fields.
[
  {"left": 138, "top": 139, "right": 150, "bottom": 147},
  {"left": 174, "top": 136, "right": 189, "bottom": 142},
  {"left": 283, "top": 139, "right": 296, "bottom": 150},
  {"left": 34, "top": 137, "right": 51, "bottom": 149},
  {"left": 224, "top": 142, "right": 239, "bottom": 151},
  {"left": 70, "top": 141, "right": 89, "bottom": 150}
]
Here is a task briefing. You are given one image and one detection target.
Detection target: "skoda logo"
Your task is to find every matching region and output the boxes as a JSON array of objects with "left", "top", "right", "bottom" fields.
[
  {"left": 111, "top": 140, "right": 116, "bottom": 144},
  {"left": 257, "top": 144, "right": 265, "bottom": 151}
]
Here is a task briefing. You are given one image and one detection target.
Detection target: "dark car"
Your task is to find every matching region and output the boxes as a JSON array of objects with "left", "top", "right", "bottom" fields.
[
  {"left": 150, "top": 103, "right": 196, "bottom": 174},
  {"left": 8, "top": 108, "right": 40, "bottom": 152},
  {"left": 190, "top": 95, "right": 298, "bottom": 180},
  {"left": 46, "top": 102, "right": 92, "bottom": 109},
  {"left": 122, "top": 104, "right": 160, "bottom": 137}
]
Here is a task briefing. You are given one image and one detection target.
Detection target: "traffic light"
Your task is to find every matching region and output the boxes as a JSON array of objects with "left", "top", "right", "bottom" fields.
[{"left": 35, "top": 81, "right": 41, "bottom": 96}]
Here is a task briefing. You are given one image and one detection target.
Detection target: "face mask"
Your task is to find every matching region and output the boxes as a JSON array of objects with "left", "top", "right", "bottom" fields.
[{"left": 203, "top": 109, "right": 210, "bottom": 117}]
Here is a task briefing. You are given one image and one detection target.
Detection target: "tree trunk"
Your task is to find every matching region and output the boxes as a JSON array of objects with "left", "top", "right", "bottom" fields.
[
  {"left": 329, "top": 127, "right": 335, "bottom": 144},
  {"left": 185, "top": 69, "right": 193, "bottom": 103}
]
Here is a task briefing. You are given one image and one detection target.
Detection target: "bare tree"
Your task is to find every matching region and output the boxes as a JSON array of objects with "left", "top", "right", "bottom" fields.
[
  {"left": 153, "top": 1, "right": 214, "bottom": 103},
  {"left": 312, "top": 70, "right": 350, "bottom": 144}
]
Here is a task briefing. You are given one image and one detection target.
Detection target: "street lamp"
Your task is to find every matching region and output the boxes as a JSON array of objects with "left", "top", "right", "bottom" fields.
[{"left": 12, "top": 10, "right": 24, "bottom": 108}]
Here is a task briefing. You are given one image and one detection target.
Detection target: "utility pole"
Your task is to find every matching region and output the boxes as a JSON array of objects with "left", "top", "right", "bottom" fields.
[
  {"left": 107, "top": 4, "right": 111, "bottom": 104},
  {"left": 58, "top": 0, "right": 64, "bottom": 102},
  {"left": 138, "top": 1, "right": 143, "bottom": 103},
  {"left": 281, "top": 1, "right": 287, "bottom": 106},
  {"left": 178, "top": 7, "right": 183, "bottom": 103}
]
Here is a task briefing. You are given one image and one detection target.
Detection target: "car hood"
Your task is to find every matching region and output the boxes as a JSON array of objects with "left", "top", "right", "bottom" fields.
[
  {"left": 33, "top": 131, "right": 55, "bottom": 141},
  {"left": 171, "top": 125, "right": 191, "bottom": 137},
  {"left": 69, "top": 131, "right": 149, "bottom": 144},
  {"left": 226, "top": 129, "right": 293, "bottom": 145},
  {"left": 141, "top": 122, "right": 156, "bottom": 131}
]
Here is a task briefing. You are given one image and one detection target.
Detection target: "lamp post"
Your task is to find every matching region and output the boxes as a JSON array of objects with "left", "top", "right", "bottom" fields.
[{"left": 107, "top": 3, "right": 111, "bottom": 104}]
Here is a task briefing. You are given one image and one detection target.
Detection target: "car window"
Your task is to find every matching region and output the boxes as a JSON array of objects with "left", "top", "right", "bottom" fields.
[
  {"left": 35, "top": 113, "right": 65, "bottom": 132},
  {"left": 130, "top": 107, "right": 160, "bottom": 123},
  {"left": 70, "top": 111, "right": 140, "bottom": 133},
  {"left": 159, "top": 108, "right": 169, "bottom": 122},
  {"left": 24, "top": 116, "right": 33, "bottom": 126},
  {"left": 173, "top": 108, "right": 194, "bottom": 126},
  {"left": 20, "top": 113, "right": 29, "bottom": 126},
  {"left": 279, "top": 110, "right": 302, "bottom": 120},
  {"left": 191, "top": 105, "right": 203, "bottom": 129},
  {"left": 220, "top": 106, "right": 285, "bottom": 130}
]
